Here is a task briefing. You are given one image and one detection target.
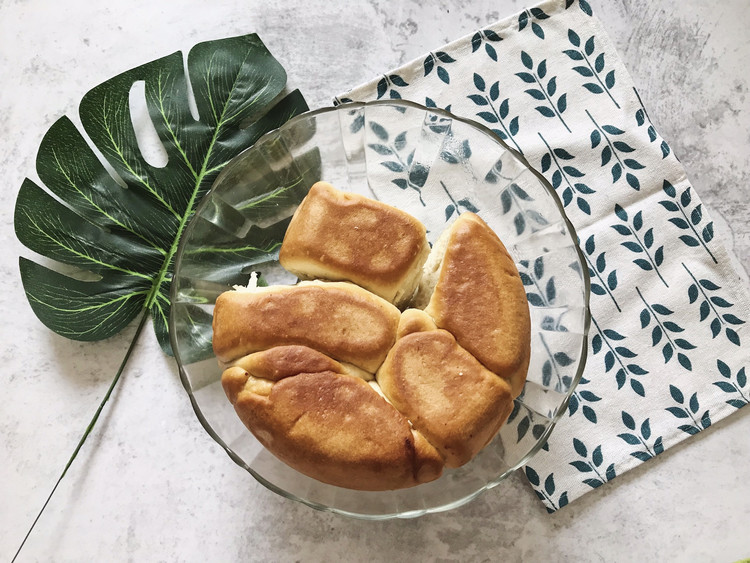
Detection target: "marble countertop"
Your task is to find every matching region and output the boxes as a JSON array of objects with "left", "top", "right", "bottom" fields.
[{"left": 1, "top": 1, "right": 748, "bottom": 561}]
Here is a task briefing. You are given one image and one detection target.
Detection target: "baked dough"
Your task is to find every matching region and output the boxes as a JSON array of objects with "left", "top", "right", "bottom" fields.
[
  {"left": 377, "top": 310, "right": 514, "bottom": 468},
  {"left": 212, "top": 193, "right": 532, "bottom": 490},
  {"left": 221, "top": 349, "right": 444, "bottom": 491},
  {"left": 212, "top": 280, "right": 400, "bottom": 374},
  {"left": 422, "top": 213, "right": 531, "bottom": 397},
  {"left": 279, "top": 182, "right": 430, "bottom": 306}
]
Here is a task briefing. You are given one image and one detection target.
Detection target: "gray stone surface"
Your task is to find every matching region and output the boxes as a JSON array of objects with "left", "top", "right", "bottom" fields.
[{"left": 1, "top": 1, "right": 748, "bottom": 561}]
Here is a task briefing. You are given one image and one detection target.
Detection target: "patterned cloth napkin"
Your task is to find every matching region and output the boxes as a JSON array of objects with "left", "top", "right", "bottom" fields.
[{"left": 336, "top": 0, "right": 750, "bottom": 511}]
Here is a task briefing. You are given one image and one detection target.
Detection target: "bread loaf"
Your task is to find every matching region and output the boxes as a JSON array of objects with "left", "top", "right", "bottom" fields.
[
  {"left": 279, "top": 182, "right": 429, "bottom": 306},
  {"left": 421, "top": 213, "right": 531, "bottom": 397}
]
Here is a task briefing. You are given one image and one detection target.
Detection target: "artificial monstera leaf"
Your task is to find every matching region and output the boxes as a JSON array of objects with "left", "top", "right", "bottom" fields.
[{"left": 14, "top": 34, "right": 308, "bottom": 354}]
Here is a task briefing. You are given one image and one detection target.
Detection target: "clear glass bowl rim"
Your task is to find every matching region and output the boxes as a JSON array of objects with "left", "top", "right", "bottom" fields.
[{"left": 169, "top": 99, "right": 592, "bottom": 519}]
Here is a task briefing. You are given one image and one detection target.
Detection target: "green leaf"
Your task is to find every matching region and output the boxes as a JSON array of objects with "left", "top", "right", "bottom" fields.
[
  {"left": 538, "top": 60, "right": 548, "bottom": 79},
  {"left": 485, "top": 43, "right": 498, "bottom": 61},
  {"left": 423, "top": 55, "right": 435, "bottom": 76},
  {"left": 590, "top": 129, "right": 601, "bottom": 148},
  {"left": 545, "top": 473, "right": 556, "bottom": 495},
  {"left": 652, "top": 304, "right": 673, "bottom": 315},
  {"left": 467, "top": 94, "right": 489, "bottom": 106},
  {"left": 585, "top": 36, "right": 595, "bottom": 56},
  {"left": 678, "top": 353, "right": 693, "bottom": 371},
  {"left": 713, "top": 381, "right": 737, "bottom": 393},
  {"left": 726, "top": 328, "right": 741, "bottom": 346},
  {"left": 547, "top": 76, "right": 557, "bottom": 96},
  {"left": 605, "top": 70, "right": 616, "bottom": 89},
  {"left": 535, "top": 106, "right": 556, "bottom": 118},
  {"left": 519, "top": 11, "right": 529, "bottom": 31},
  {"left": 525, "top": 88, "right": 547, "bottom": 100},
  {"left": 603, "top": 328, "right": 625, "bottom": 340},
  {"left": 525, "top": 466, "right": 540, "bottom": 486},
  {"left": 583, "top": 405, "right": 597, "bottom": 423},
  {"left": 611, "top": 162, "right": 622, "bottom": 182},
  {"left": 491, "top": 82, "right": 501, "bottom": 103},
  {"left": 573, "top": 438, "right": 588, "bottom": 457},
  {"left": 631, "top": 379, "right": 645, "bottom": 396},
  {"left": 641, "top": 419, "right": 651, "bottom": 440},
  {"left": 689, "top": 392, "right": 700, "bottom": 414},
  {"left": 473, "top": 73, "right": 486, "bottom": 91},
  {"left": 509, "top": 116, "right": 520, "bottom": 136},
  {"left": 517, "top": 415, "right": 530, "bottom": 441},
  {"left": 573, "top": 66, "right": 594, "bottom": 77},
  {"left": 699, "top": 279, "right": 721, "bottom": 291},
  {"left": 568, "top": 29, "right": 581, "bottom": 46},
  {"left": 717, "top": 359, "right": 732, "bottom": 378},
  {"left": 681, "top": 187, "right": 692, "bottom": 207},
  {"left": 603, "top": 125, "right": 626, "bottom": 135},
  {"left": 670, "top": 384, "right": 684, "bottom": 403},
  {"left": 723, "top": 314, "right": 745, "bottom": 325},
  {"left": 15, "top": 35, "right": 308, "bottom": 353},
  {"left": 541, "top": 153, "right": 552, "bottom": 173},
  {"left": 631, "top": 451, "right": 653, "bottom": 461},
  {"left": 666, "top": 406, "right": 689, "bottom": 419},
  {"left": 618, "top": 432, "right": 640, "bottom": 445},
  {"left": 595, "top": 53, "right": 605, "bottom": 73},
  {"left": 521, "top": 51, "right": 534, "bottom": 70},
  {"left": 592, "top": 445, "right": 603, "bottom": 467},
  {"left": 605, "top": 270, "right": 617, "bottom": 294},
  {"left": 563, "top": 49, "right": 584, "bottom": 61},
  {"left": 583, "top": 83, "right": 604, "bottom": 94}
]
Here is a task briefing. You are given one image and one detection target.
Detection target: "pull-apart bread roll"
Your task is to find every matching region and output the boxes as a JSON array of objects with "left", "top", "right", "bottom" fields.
[
  {"left": 421, "top": 213, "right": 531, "bottom": 398},
  {"left": 212, "top": 280, "right": 400, "bottom": 374},
  {"left": 279, "top": 182, "right": 430, "bottom": 306},
  {"left": 221, "top": 346, "right": 444, "bottom": 490},
  {"left": 377, "top": 310, "right": 514, "bottom": 468}
]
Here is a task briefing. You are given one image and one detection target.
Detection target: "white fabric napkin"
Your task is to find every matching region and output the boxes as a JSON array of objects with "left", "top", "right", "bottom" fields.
[{"left": 336, "top": 0, "right": 750, "bottom": 510}]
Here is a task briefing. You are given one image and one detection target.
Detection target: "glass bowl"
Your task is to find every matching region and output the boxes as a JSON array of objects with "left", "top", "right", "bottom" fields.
[{"left": 169, "top": 100, "right": 590, "bottom": 519}]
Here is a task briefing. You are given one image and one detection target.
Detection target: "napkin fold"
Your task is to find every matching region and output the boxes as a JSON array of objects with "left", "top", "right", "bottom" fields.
[{"left": 336, "top": 0, "right": 750, "bottom": 510}]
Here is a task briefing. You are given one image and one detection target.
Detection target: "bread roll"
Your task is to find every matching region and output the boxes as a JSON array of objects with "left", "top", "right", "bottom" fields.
[
  {"left": 421, "top": 213, "right": 530, "bottom": 397},
  {"left": 222, "top": 360, "right": 444, "bottom": 491},
  {"left": 279, "top": 182, "right": 429, "bottom": 306},
  {"left": 377, "top": 310, "right": 514, "bottom": 468},
  {"left": 212, "top": 281, "right": 400, "bottom": 374}
]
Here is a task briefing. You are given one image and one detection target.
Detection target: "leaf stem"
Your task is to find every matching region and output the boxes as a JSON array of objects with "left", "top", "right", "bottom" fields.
[
  {"left": 629, "top": 223, "right": 668, "bottom": 288},
  {"left": 12, "top": 310, "right": 150, "bottom": 563},
  {"left": 681, "top": 263, "right": 723, "bottom": 326},
  {"left": 533, "top": 74, "right": 571, "bottom": 133},
  {"left": 539, "top": 332, "right": 563, "bottom": 391},
  {"left": 635, "top": 286, "right": 677, "bottom": 350},
  {"left": 583, "top": 252, "right": 621, "bottom": 312},
  {"left": 587, "top": 461, "right": 605, "bottom": 482},
  {"left": 590, "top": 315, "right": 631, "bottom": 378},
  {"left": 483, "top": 95, "right": 524, "bottom": 154},
  {"left": 537, "top": 133, "right": 575, "bottom": 192},
  {"left": 586, "top": 110, "right": 625, "bottom": 171},
  {"left": 439, "top": 181, "right": 460, "bottom": 215},
  {"left": 581, "top": 51, "right": 620, "bottom": 109},
  {"left": 676, "top": 200, "right": 718, "bottom": 264},
  {"left": 638, "top": 435, "right": 655, "bottom": 457}
]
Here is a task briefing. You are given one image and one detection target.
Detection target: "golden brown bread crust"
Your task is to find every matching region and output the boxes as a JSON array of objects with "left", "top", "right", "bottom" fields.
[
  {"left": 212, "top": 281, "right": 400, "bottom": 373},
  {"left": 278, "top": 182, "right": 430, "bottom": 305},
  {"left": 226, "top": 345, "right": 344, "bottom": 380},
  {"left": 222, "top": 365, "right": 444, "bottom": 491},
  {"left": 377, "top": 327, "right": 514, "bottom": 468},
  {"left": 424, "top": 213, "right": 531, "bottom": 397}
]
